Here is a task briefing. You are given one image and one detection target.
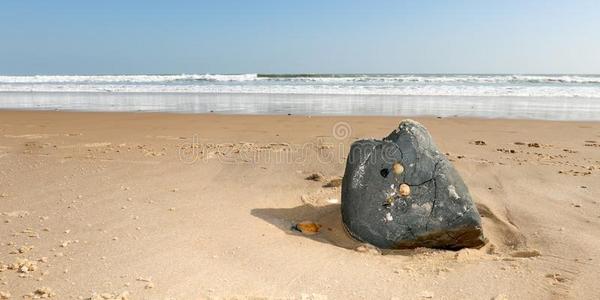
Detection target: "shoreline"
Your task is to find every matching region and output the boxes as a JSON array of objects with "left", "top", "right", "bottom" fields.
[
  {"left": 1, "top": 92, "right": 600, "bottom": 121},
  {"left": 2, "top": 108, "right": 600, "bottom": 125}
]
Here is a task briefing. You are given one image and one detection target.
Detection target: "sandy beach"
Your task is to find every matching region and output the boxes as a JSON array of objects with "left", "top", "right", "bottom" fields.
[{"left": 1, "top": 110, "right": 599, "bottom": 299}]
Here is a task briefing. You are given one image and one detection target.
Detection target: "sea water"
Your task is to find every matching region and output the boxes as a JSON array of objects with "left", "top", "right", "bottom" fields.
[{"left": 0, "top": 74, "right": 599, "bottom": 120}]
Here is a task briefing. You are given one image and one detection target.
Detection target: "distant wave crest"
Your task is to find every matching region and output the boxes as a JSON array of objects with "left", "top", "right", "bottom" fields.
[
  {"left": 0, "top": 74, "right": 259, "bottom": 83},
  {"left": 2, "top": 74, "right": 600, "bottom": 84}
]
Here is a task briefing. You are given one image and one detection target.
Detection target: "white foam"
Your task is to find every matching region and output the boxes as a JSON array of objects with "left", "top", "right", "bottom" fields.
[
  {"left": 0, "top": 74, "right": 599, "bottom": 98},
  {"left": 0, "top": 83, "right": 599, "bottom": 98}
]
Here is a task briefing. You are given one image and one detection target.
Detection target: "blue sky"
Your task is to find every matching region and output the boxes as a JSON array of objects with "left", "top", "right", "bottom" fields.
[{"left": 0, "top": 0, "right": 599, "bottom": 75}]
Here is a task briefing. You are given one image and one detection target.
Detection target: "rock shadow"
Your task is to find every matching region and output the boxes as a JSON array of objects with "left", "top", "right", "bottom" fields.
[
  {"left": 251, "top": 201, "right": 528, "bottom": 256},
  {"left": 251, "top": 204, "right": 362, "bottom": 250}
]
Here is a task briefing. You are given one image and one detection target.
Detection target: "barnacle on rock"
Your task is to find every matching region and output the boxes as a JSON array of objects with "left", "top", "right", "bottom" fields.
[
  {"left": 398, "top": 184, "right": 411, "bottom": 197},
  {"left": 392, "top": 162, "right": 404, "bottom": 175}
]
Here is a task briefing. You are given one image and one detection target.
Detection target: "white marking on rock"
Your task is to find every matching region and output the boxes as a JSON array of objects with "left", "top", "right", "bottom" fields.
[
  {"left": 422, "top": 202, "right": 432, "bottom": 212},
  {"left": 448, "top": 185, "right": 460, "bottom": 200},
  {"left": 351, "top": 164, "right": 365, "bottom": 189},
  {"left": 385, "top": 212, "right": 393, "bottom": 222},
  {"left": 351, "top": 151, "right": 372, "bottom": 189}
]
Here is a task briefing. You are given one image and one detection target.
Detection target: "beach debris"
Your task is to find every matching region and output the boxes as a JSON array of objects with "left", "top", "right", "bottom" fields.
[
  {"left": 22, "top": 228, "right": 40, "bottom": 238},
  {"left": 9, "top": 258, "right": 37, "bottom": 273},
  {"left": 325, "top": 198, "right": 339, "bottom": 204},
  {"left": 527, "top": 142, "right": 541, "bottom": 148},
  {"left": 510, "top": 249, "right": 541, "bottom": 258},
  {"left": 496, "top": 148, "right": 516, "bottom": 154},
  {"left": 355, "top": 243, "right": 381, "bottom": 255},
  {"left": 87, "top": 292, "right": 129, "bottom": 300},
  {"left": 341, "top": 119, "right": 486, "bottom": 249},
  {"left": 416, "top": 291, "right": 434, "bottom": 298},
  {"left": 2, "top": 210, "right": 29, "bottom": 218},
  {"left": 60, "top": 240, "right": 75, "bottom": 248},
  {"left": 558, "top": 169, "right": 592, "bottom": 176},
  {"left": 471, "top": 140, "right": 486, "bottom": 146},
  {"left": 135, "top": 276, "right": 155, "bottom": 289},
  {"left": 486, "top": 243, "right": 498, "bottom": 255},
  {"left": 305, "top": 173, "right": 324, "bottom": 181},
  {"left": 33, "top": 287, "right": 55, "bottom": 298},
  {"left": 323, "top": 177, "right": 342, "bottom": 188},
  {"left": 546, "top": 273, "right": 567, "bottom": 283},
  {"left": 9, "top": 245, "right": 34, "bottom": 254},
  {"left": 454, "top": 248, "right": 483, "bottom": 262},
  {"left": 293, "top": 221, "right": 322, "bottom": 235},
  {"left": 135, "top": 276, "right": 152, "bottom": 282}
]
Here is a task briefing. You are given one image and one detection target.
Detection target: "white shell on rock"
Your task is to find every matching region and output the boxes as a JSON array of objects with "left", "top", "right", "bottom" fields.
[
  {"left": 398, "top": 183, "right": 411, "bottom": 197},
  {"left": 392, "top": 162, "right": 404, "bottom": 175}
]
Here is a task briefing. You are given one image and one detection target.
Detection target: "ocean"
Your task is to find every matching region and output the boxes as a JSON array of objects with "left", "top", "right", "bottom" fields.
[{"left": 0, "top": 74, "right": 599, "bottom": 120}]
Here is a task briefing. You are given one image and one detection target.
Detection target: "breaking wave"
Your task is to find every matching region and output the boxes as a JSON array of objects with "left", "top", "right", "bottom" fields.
[{"left": 1, "top": 74, "right": 600, "bottom": 97}]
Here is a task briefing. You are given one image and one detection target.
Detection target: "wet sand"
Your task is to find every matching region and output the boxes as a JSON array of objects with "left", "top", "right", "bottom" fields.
[{"left": 0, "top": 110, "right": 599, "bottom": 299}]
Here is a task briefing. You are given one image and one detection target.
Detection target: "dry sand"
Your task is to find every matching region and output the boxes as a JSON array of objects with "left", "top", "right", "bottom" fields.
[{"left": 0, "top": 110, "right": 599, "bottom": 299}]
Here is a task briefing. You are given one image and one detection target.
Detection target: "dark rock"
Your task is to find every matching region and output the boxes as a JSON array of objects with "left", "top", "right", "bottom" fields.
[{"left": 341, "top": 119, "right": 486, "bottom": 250}]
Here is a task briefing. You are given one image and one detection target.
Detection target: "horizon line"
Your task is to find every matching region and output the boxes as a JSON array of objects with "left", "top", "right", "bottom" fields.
[{"left": 2, "top": 72, "right": 600, "bottom": 76}]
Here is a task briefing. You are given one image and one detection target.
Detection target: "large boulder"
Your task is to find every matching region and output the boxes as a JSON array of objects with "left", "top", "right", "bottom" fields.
[{"left": 341, "top": 120, "right": 486, "bottom": 250}]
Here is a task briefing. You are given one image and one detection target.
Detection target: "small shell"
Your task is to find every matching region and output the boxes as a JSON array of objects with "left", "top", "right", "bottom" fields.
[
  {"left": 295, "top": 221, "right": 322, "bottom": 235},
  {"left": 392, "top": 163, "right": 404, "bottom": 175},
  {"left": 398, "top": 184, "right": 411, "bottom": 197},
  {"left": 355, "top": 243, "right": 382, "bottom": 255}
]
